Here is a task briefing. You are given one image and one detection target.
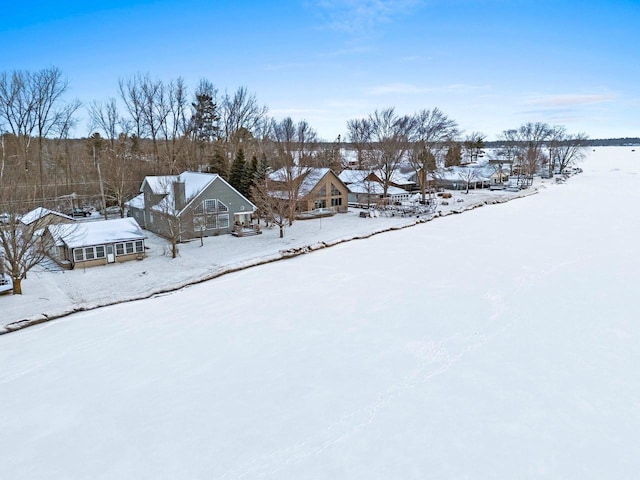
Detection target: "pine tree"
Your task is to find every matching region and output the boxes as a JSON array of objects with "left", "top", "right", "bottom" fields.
[
  {"left": 190, "top": 93, "right": 220, "bottom": 143},
  {"left": 208, "top": 148, "right": 228, "bottom": 178},
  {"left": 254, "top": 154, "right": 270, "bottom": 184},
  {"left": 229, "top": 147, "right": 247, "bottom": 194},
  {"left": 244, "top": 155, "right": 259, "bottom": 200},
  {"left": 445, "top": 143, "right": 462, "bottom": 167}
]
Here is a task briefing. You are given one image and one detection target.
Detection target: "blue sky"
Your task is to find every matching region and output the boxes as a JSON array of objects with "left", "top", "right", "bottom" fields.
[{"left": 2, "top": 0, "right": 638, "bottom": 140}]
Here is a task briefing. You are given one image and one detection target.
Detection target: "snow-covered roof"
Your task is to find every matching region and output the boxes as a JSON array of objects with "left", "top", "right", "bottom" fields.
[
  {"left": 143, "top": 171, "right": 218, "bottom": 216},
  {"left": 338, "top": 170, "right": 371, "bottom": 184},
  {"left": 436, "top": 164, "right": 496, "bottom": 182},
  {"left": 47, "top": 218, "right": 145, "bottom": 249},
  {"left": 268, "top": 166, "right": 312, "bottom": 183},
  {"left": 126, "top": 193, "right": 145, "bottom": 210},
  {"left": 21, "top": 207, "right": 73, "bottom": 225},
  {"left": 299, "top": 168, "right": 331, "bottom": 196},
  {"left": 268, "top": 167, "right": 334, "bottom": 197},
  {"left": 143, "top": 172, "right": 218, "bottom": 198},
  {"left": 348, "top": 182, "right": 409, "bottom": 196}
]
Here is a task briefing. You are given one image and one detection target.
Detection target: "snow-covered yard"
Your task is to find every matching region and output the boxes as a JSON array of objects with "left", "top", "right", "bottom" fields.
[
  {"left": 1, "top": 147, "right": 639, "bottom": 479},
  {"left": 2, "top": 178, "right": 533, "bottom": 333}
]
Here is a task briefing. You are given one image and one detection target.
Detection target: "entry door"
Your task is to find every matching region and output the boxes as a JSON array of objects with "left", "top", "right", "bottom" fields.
[{"left": 106, "top": 244, "right": 115, "bottom": 263}]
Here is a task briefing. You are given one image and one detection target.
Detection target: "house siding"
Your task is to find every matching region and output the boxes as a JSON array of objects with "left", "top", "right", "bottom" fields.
[
  {"left": 300, "top": 171, "right": 349, "bottom": 213},
  {"left": 182, "top": 177, "right": 255, "bottom": 239}
]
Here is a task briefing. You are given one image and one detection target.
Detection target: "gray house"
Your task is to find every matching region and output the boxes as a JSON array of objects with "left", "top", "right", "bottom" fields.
[{"left": 128, "top": 171, "right": 256, "bottom": 240}]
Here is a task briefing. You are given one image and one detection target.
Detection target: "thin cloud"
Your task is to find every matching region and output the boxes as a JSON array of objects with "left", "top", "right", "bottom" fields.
[
  {"left": 311, "top": 0, "right": 424, "bottom": 35},
  {"left": 526, "top": 93, "right": 617, "bottom": 107},
  {"left": 366, "top": 82, "right": 489, "bottom": 95}
]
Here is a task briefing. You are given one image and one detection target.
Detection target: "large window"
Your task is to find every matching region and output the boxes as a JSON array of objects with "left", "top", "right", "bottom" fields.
[
  {"left": 73, "top": 246, "right": 107, "bottom": 262},
  {"left": 194, "top": 199, "right": 230, "bottom": 231},
  {"left": 115, "top": 241, "right": 144, "bottom": 256}
]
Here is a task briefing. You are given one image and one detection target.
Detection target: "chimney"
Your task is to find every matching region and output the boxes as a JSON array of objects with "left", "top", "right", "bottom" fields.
[{"left": 173, "top": 179, "right": 186, "bottom": 213}]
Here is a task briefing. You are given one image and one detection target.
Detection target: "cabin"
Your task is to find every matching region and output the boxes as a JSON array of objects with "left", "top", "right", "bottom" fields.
[
  {"left": 268, "top": 167, "right": 349, "bottom": 215},
  {"left": 44, "top": 218, "right": 146, "bottom": 269}
]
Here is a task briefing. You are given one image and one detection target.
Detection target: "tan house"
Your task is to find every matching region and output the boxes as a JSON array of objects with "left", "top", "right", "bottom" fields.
[{"left": 269, "top": 167, "right": 349, "bottom": 214}]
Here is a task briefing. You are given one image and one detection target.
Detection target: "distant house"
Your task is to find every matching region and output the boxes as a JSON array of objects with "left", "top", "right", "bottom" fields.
[
  {"left": 44, "top": 218, "right": 146, "bottom": 269},
  {"left": 338, "top": 169, "right": 412, "bottom": 206},
  {"left": 20, "top": 207, "right": 75, "bottom": 230},
  {"left": 269, "top": 167, "right": 349, "bottom": 214},
  {"left": 127, "top": 171, "right": 256, "bottom": 240}
]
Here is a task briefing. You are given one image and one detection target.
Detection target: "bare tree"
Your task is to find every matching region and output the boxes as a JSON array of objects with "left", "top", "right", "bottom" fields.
[
  {"left": 365, "top": 108, "right": 415, "bottom": 197},
  {"left": 346, "top": 118, "right": 373, "bottom": 169},
  {"left": 462, "top": 132, "right": 486, "bottom": 164},
  {"left": 221, "top": 86, "right": 268, "bottom": 163},
  {"left": 159, "top": 77, "right": 190, "bottom": 173},
  {"left": 0, "top": 70, "right": 36, "bottom": 188},
  {"left": 0, "top": 203, "right": 54, "bottom": 294},
  {"left": 410, "top": 108, "right": 459, "bottom": 202},
  {"left": 553, "top": 132, "right": 589, "bottom": 173},
  {"left": 250, "top": 176, "right": 290, "bottom": 238},
  {"left": 496, "top": 129, "right": 519, "bottom": 175},
  {"left": 118, "top": 75, "right": 147, "bottom": 139},
  {"left": 516, "top": 122, "right": 552, "bottom": 179},
  {"left": 457, "top": 165, "right": 482, "bottom": 194},
  {"left": 88, "top": 97, "right": 120, "bottom": 150},
  {"left": 269, "top": 117, "right": 317, "bottom": 225}
]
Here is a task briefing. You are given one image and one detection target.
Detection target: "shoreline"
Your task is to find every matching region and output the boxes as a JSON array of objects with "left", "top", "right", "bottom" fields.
[{"left": 1, "top": 188, "right": 539, "bottom": 335}]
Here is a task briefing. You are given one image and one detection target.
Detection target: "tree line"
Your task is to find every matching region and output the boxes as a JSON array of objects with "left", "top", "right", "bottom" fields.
[
  {"left": 1, "top": 66, "right": 592, "bottom": 214},
  {"left": 0, "top": 66, "right": 593, "bottom": 294}
]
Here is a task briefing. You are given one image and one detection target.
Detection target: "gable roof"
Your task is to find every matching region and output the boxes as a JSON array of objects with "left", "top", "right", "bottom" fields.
[
  {"left": 338, "top": 169, "right": 371, "bottom": 184},
  {"left": 269, "top": 167, "right": 346, "bottom": 196},
  {"left": 142, "top": 172, "right": 217, "bottom": 199},
  {"left": 298, "top": 168, "right": 333, "bottom": 196},
  {"left": 48, "top": 218, "right": 145, "bottom": 249},
  {"left": 142, "top": 171, "right": 256, "bottom": 217},
  {"left": 21, "top": 207, "right": 74, "bottom": 225},
  {"left": 125, "top": 193, "right": 145, "bottom": 210}
]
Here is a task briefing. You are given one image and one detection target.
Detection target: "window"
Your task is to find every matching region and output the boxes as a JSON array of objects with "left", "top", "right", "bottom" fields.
[
  {"left": 73, "top": 246, "right": 107, "bottom": 262},
  {"left": 331, "top": 183, "right": 341, "bottom": 196},
  {"left": 331, "top": 197, "right": 342, "bottom": 207},
  {"left": 314, "top": 199, "right": 327, "bottom": 209},
  {"left": 318, "top": 184, "right": 327, "bottom": 196},
  {"left": 194, "top": 199, "right": 230, "bottom": 231},
  {"left": 115, "top": 241, "right": 144, "bottom": 256},
  {"left": 205, "top": 214, "right": 217, "bottom": 229}
]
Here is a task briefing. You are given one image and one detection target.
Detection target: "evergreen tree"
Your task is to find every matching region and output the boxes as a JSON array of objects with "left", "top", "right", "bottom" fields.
[
  {"left": 190, "top": 93, "right": 220, "bottom": 143},
  {"left": 244, "top": 154, "right": 259, "bottom": 200},
  {"left": 445, "top": 143, "right": 462, "bottom": 167},
  {"left": 208, "top": 148, "right": 228, "bottom": 178},
  {"left": 229, "top": 147, "right": 247, "bottom": 194},
  {"left": 254, "top": 154, "right": 270, "bottom": 184}
]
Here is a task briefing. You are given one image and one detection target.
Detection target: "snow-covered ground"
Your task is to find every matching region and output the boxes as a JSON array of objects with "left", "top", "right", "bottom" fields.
[
  {"left": 2, "top": 178, "right": 534, "bottom": 333},
  {"left": 1, "top": 146, "right": 639, "bottom": 479}
]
